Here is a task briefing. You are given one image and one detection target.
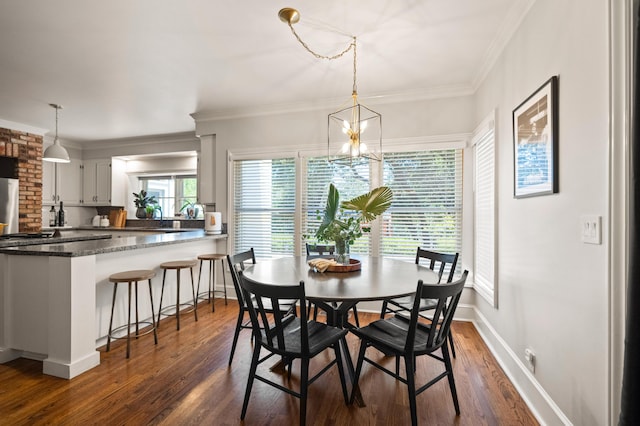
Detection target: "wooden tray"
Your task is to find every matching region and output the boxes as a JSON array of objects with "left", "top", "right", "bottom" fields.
[{"left": 326, "top": 259, "right": 361, "bottom": 272}]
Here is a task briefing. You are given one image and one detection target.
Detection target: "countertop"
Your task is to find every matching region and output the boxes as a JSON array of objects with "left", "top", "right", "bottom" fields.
[{"left": 0, "top": 229, "right": 227, "bottom": 257}]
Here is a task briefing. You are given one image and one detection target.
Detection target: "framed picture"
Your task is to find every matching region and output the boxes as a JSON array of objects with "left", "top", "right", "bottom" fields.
[{"left": 512, "top": 76, "right": 559, "bottom": 198}]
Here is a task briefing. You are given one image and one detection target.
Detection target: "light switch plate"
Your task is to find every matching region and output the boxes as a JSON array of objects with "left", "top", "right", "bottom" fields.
[{"left": 580, "top": 215, "right": 601, "bottom": 245}]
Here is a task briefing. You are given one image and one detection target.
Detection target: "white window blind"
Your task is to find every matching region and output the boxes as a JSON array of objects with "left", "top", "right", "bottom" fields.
[
  {"left": 473, "top": 119, "right": 496, "bottom": 306},
  {"left": 381, "top": 150, "right": 463, "bottom": 263},
  {"left": 232, "top": 158, "right": 296, "bottom": 259},
  {"left": 302, "top": 157, "right": 372, "bottom": 255}
]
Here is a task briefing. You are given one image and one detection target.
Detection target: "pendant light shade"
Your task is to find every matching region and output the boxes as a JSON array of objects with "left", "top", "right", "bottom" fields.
[{"left": 43, "top": 104, "right": 70, "bottom": 163}]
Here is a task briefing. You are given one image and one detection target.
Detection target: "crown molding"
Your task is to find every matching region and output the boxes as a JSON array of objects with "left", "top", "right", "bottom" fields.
[
  {"left": 471, "top": 0, "right": 537, "bottom": 90},
  {"left": 191, "top": 83, "right": 475, "bottom": 124},
  {"left": 80, "top": 131, "right": 198, "bottom": 151},
  {"left": 0, "top": 119, "right": 48, "bottom": 136}
]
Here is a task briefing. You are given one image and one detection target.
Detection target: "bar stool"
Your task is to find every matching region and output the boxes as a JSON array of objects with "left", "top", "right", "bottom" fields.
[
  {"left": 157, "top": 259, "right": 198, "bottom": 330},
  {"left": 106, "top": 269, "right": 158, "bottom": 358},
  {"left": 197, "top": 253, "right": 227, "bottom": 312}
]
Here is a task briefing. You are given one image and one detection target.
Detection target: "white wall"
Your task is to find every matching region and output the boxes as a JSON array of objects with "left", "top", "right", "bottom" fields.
[{"left": 474, "top": 0, "right": 609, "bottom": 424}]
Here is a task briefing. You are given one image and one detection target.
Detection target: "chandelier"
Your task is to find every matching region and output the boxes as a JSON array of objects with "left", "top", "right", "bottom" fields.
[{"left": 278, "top": 8, "right": 382, "bottom": 164}]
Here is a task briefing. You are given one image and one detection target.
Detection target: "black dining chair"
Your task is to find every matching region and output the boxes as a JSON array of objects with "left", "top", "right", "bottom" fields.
[
  {"left": 238, "top": 271, "right": 349, "bottom": 426},
  {"left": 350, "top": 271, "right": 468, "bottom": 426},
  {"left": 380, "top": 248, "right": 459, "bottom": 356},
  {"left": 306, "top": 242, "right": 360, "bottom": 328},
  {"left": 226, "top": 248, "right": 297, "bottom": 366}
]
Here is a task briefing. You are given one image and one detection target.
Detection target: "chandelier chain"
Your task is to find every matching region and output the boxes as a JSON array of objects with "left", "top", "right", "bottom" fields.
[{"left": 287, "top": 22, "right": 355, "bottom": 61}]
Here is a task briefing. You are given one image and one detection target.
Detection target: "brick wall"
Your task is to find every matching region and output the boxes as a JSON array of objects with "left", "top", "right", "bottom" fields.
[{"left": 0, "top": 127, "right": 43, "bottom": 232}]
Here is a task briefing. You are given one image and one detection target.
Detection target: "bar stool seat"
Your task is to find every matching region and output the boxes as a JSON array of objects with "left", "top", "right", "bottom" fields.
[
  {"left": 158, "top": 259, "right": 199, "bottom": 330},
  {"left": 106, "top": 269, "right": 158, "bottom": 358},
  {"left": 197, "top": 253, "right": 227, "bottom": 312}
]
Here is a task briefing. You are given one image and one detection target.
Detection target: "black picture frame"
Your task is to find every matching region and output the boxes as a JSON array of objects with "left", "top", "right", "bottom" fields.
[{"left": 512, "top": 76, "right": 559, "bottom": 198}]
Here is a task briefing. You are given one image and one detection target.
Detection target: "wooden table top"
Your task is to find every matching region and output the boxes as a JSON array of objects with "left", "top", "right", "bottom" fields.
[{"left": 242, "top": 256, "right": 440, "bottom": 302}]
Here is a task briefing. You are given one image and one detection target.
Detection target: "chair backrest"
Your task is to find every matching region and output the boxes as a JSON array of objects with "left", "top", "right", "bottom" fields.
[
  {"left": 406, "top": 270, "right": 468, "bottom": 354},
  {"left": 239, "top": 271, "right": 309, "bottom": 356},
  {"left": 227, "top": 248, "right": 257, "bottom": 308},
  {"left": 306, "top": 243, "right": 335, "bottom": 256},
  {"left": 415, "top": 248, "right": 459, "bottom": 284}
]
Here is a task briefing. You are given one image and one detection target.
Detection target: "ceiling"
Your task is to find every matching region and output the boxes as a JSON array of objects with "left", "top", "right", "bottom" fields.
[{"left": 0, "top": 0, "right": 533, "bottom": 143}]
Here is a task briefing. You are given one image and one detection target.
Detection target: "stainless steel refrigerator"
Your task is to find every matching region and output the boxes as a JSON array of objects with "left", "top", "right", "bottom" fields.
[{"left": 0, "top": 178, "right": 19, "bottom": 234}]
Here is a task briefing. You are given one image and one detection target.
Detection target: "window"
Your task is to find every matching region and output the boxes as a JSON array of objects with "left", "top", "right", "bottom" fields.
[
  {"left": 472, "top": 113, "right": 496, "bottom": 307},
  {"left": 139, "top": 175, "right": 198, "bottom": 217},
  {"left": 231, "top": 143, "right": 464, "bottom": 262},
  {"left": 381, "top": 150, "right": 463, "bottom": 261},
  {"left": 232, "top": 158, "right": 296, "bottom": 259}
]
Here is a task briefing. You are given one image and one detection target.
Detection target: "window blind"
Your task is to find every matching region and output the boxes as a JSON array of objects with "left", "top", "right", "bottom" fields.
[
  {"left": 473, "top": 125, "right": 496, "bottom": 305},
  {"left": 232, "top": 158, "right": 296, "bottom": 259},
  {"left": 381, "top": 150, "right": 463, "bottom": 264},
  {"left": 302, "top": 157, "right": 372, "bottom": 255}
]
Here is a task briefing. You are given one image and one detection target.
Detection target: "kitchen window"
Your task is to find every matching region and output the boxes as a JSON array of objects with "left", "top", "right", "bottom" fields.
[{"left": 138, "top": 175, "right": 199, "bottom": 217}]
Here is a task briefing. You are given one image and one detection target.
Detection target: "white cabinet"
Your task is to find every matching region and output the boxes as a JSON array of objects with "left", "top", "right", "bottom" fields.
[
  {"left": 42, "top": 159, "right": 82, "bottom": 205},
  {"left": 82, "top": 160, "right": 111, "bottom": 205}
]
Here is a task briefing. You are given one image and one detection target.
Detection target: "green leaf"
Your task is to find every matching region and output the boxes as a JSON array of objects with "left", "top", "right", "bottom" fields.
[
  {"left": 341, "top": 186, "right": 393, "bottom": 222},
  {"left": 316, "top": 184, "right": 340, "bottom": 237}
]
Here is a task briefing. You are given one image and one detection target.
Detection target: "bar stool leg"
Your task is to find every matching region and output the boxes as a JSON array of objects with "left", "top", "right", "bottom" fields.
[
  {"left": 134, "top": 281, "right": 140, "bottom": 338},
  {"left": 106, "top": 282, "right": 118, "bottom": 352},
  {"left": 158, "top": 269, "right": 167, "bottom": 329},
  {"left": 210, "top": 259, "right": 215, "bottom": 312},
  {"left": 148, "top": 278, "right": 158, "bottom": 345},
  {"left": 220, "top": 258, "right": 227, "bottom": 305},
  {"left": 126, "top": 281, "right": 132, "bottom": 359},
  {"left": 176, "top": 268, "right": 181, "bottom": 330},
  {"left": 190, "top": 266, "right": 198, "bottom": 322}
]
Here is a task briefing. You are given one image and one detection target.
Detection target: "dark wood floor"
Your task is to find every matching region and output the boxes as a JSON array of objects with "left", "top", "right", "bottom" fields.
[{"left": 0, "top": 298, "right": 538, "bottom": 425}]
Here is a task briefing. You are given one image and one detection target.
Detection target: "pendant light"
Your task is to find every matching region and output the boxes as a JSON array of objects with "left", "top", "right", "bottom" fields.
[
  {"left": 279, "top": 8, "right": 382, "bottom": 164},
  {"left": 43, "top": 103, "right": 70, "bottom": 163}
]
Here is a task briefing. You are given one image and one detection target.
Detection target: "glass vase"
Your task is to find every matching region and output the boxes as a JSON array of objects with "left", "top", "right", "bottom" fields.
[{"left": 335, "top": 239, "right": 350, "bottom": 265}]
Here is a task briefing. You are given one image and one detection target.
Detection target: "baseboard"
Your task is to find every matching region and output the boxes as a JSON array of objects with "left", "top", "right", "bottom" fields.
[{"left": 470, "top": 308, "right": 571, "bottom": 425}]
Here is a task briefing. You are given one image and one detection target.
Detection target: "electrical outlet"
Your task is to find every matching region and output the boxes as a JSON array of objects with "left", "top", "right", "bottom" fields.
[
  {"left": 580, "top": 215, "right": 601, "bottom": 245},
  {"left": 524, "top": 348, "right": 535, "bottom": 373}
]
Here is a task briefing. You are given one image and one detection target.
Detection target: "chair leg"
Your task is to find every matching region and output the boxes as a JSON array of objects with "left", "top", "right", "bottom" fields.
[
  {"left": 350, "top": 341, "right": 368, "bottom": 404},
  {"left": 197, "top": 259, "right": 204, "bottom": 303},
  {"left": 380, "top": 300, "right": 388, "bottom": 319},
  {"left": 448, "top": 330, "right": 456, "bottom": 358},
  {"left": 405, "top": 354, "right": 418, "bottom": 426},
  {"left": 240, "top": 343, "right": 261, "bottom": 420},
  {"left": 334, "top": 338, "right": 349, "bottom": 405},
  {"left": 442, "top": 341, "right": 460, "bottom": 415},
  {"left": 352, "top": 305, "right": 360, "bottom": 328},
  {"left": 395, "top": 356, "right": 400, "bottom": 376},
  {"left": 229, "top": 309, "right": 245, "bottom": 366},
  {"left": 299, "top": 358, "right": 309, "bottom": 426}
]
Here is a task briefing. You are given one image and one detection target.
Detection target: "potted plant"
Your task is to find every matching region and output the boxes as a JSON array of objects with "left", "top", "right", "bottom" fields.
[
  {"left": 132, "top": 189, "right": 157, "bottom": 219},
  {"left": 180, "top": 200, "right": 199, "bottom": 219},
  {"left": 314, "top": 184, "right": 393, "bottom": 264}
]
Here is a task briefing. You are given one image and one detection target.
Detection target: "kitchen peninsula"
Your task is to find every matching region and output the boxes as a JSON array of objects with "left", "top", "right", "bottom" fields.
[{"left": 0, "top": 229, "right": 226, "bottom": 379}]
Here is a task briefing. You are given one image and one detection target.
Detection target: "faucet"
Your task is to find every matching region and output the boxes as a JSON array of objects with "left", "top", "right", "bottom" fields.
[{"left": 156, "top": 205, "right": 164, "bottom": 228}]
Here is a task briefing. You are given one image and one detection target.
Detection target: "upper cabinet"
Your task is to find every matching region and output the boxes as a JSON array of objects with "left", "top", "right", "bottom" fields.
[
  {"left": 81, "top": 159, "right": 111, "bottom": 205},
  {"left": 43, "top": 158, "right": 126, "bottom": 207},
  {"left": 42, "top": 159, "right": 82, "bottom": 206}
]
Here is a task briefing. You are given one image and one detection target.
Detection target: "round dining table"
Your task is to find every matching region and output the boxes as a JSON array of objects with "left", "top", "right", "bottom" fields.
[
  {"left": 241, "top": 255, "right": 440, "bottom": 303},
  {"left": 241, "top": 255, "right": 441, "bottom": 406}
]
